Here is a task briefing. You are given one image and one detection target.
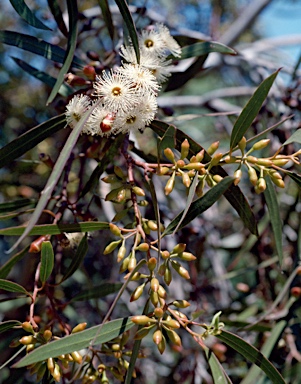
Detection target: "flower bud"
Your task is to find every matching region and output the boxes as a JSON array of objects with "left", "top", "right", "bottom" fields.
[
  {"left": 114, "top": 166, "right": 126, "bottom": 179},
  {"left": 164, "top": 148, "right": 175, "bottom": 163},
  {"left": 132, "top": 186, "right": 145, "bottom": 196},
  {"left": 172, "top": 243, "right": 186, "bottom": 254},
  {"left": 19, "top": 335, "right": 37, "bottom": 345},
  {"left": 157, "top": 334, "right": 166, "bottom": 354},
  {"left": 224, "top": 155, "right": 236, "bottom": 164},
  {"left": 128, "top": 255, "right": 137, "bottom": 272},
  {"left": 43, "top": 329, "right": 52, "bottom": 342},
  {"left": 136, "top": 242, "right": 149, "bottom": 252},
  {"left": 22, "top": 321, "right": 34, "bottom": 334},
  {"left": 256, "top": 158, "right": 273, "bottom": 166},
  {"left": 148, "top": 257, "right": 157, "bottom": 271},
  {"left": 180, "top": 139, "right": 190, "bottom": 160},
  {"left": 177, "top": 252, "right": 196, "bottom": 261},
  {"left": 51, "top": 363, "right": 61, "bottom": 382},
  {"left": 252, "top": 139, "right": 270, "bottom": 151},
  {"left": 150, "top": 291, "right": 159, "bottom": 306},
  {"left": 210, "top": 152, "right": 223, "bottom": 167},
  {"left": 246, "top": 156, "right": 258, "bottom": 164},
  {"left": 151, "top": 278, "right": 160, "bottom": 292},
  {"left": 248, "top": 167, "right": 258, "bottom": 186},
  {"left": 183, "top": 162, "right": 204, "bottom": 171},
  {"left": 159, "top": 166, "right": 170, "bottom": 175},
  {"left": 272, "top": 158, "right": 289, "bottom": 166},
  {"left": 165, "top": 172, "right": 175, "bottom": 195},
  {"left": 153, "top": 329, "right": 163, "bottom": 345},
  {"left": 255, "top": 178, "right": 266, "bottom": 194},
  {"left": 130, "top": 283, "right": 145, "bottom": 301},
  {"left": 207, "top": 141, "right": 219, "bottom": 155},
  {"left": 101, "top": 174, "right": 119, "bottom": 183},
  {"left": 119, "top": 256, "right": 129, "bottom": 273},
  {"left": 47, "top": 358, "right": 55, "bottom": 374},
  {"left": 154, "top": 307, "right": 164, "bottom": 318},
  {"left": 131, "top": 315, "right": 156, "bottom": 325},
  {"left": 29, "top": 235, "right": 49, "bottom": 253},
  {"left": 271, "top": 177, "right": 285, "bottom": 188},
  {"left": 71, "top": 351, "right": 83, "bottom": 364},
  {"left": 158, "top": 263, "right": 166, "bottom": 276},
  {"left": 212, "top": 174, "right": 223, "bottom": 183},
  {"left": 161, "top": 250, "right": 170, "bottom": 260},
  {"left": 109, "top": 223, "right": 121, "bottom": 237},
  {"left": 164, "top": 266, "right": 172, "bottom": 286},
  {"left": 117, "top": 244, "right": 127, "bottom": 263},
  {"left": 171, "top": 260, "right": 190, "bottom": 279},
  {"left": 147, "top": 220, "right": 158, "bottom": 231},
  {"left": 163, "top": 319, "right": 180, "bottom": 329},
  {"left": 72, "top": 323, "right": 87, "bottom": 333},
  {"left": 172, "top": 300, "right": 190, "bottom": 308},
  {"left": 103, "top": 240, "right": 122, "bottom": 255},
  {"left": 238, "top": 137, "right": 247, "bottom": 153},
  {"left": 196, "top": 149, "right": 205, "bottom": 162},
  {"left": 134, "top": 325, "right": 154, "bottom": 340},
  {"left": 181, "top": 172, "right": 191, "bottom": 188},
  {"left": 165, "top": 328, "right": 182, "bottom": 346},
  {"left": 233, "top": 169, "right": 242, "bottom": 185},
  {"left": 157, "top": 285, "right": 167, "bottom": 298},
  {"left": 83, "top": 65, "right": 96, "bottom": 80},
  {"left": 176, "top": 159, "right": 185, "bottom": 168}
]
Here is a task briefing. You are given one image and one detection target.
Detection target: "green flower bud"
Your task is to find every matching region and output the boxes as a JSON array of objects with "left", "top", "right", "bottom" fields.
[
  {"left": 252, "top": 139, "right": 270, "bottom": 151},
  {"left": 132, "top": 186, "right": 145, "bottom": 196},
  {"left": 130, "top": 283, "right": 145, "bottom": 301},
  {"left": 103, "top": 240, "right": 122, "bottom": 255},
  {"left": 233, "top": 169, "right": 242, "bottom": 185},
  {"left": 72, "top": 323, "right": 87, "bottom": 333},
  {"left": 153, "top": 329, "right": 163, "bottom": 345},
  {"left": 238, "top": 136, "right": 247, "bottom": 153},
  {"left": 256, "top": 178, "right": 266, "bottom": 194},
  {"left": 117, "top": 244, "right": 127, "bottom": 262},
  {"left": 164, "top": 148, "right": 175, "bottom": 163},
  {"left": 154, "top": 307, "right": 164, "bottom": 318},
  {"left": 51, "top": 363, "right": 61, "bottom": 382},
  {"left": 128, "top": 255, "right": 137, "bottom": 272},
  {"left": 43, "top": 329, "right": 52, "bottom": 342},
  {"left": 71, "top": 351, "right": 83, "bottom": 364},
  {"left": 161, "top": 250, "right": 170, "bottom": 260},
  {"left": 159, "top": 166, "right": 171, "bottom": 175},
  {"left": 172, "top": 243, "right": 186, "bottom": 254},
  {"left": 177, "top": 252, "right": 196, "bottom": 261},
  {"left": 164, "top": 265, "right": 172, "bottom": 286},
  {"left": 256, "top": 158, "right": 273, "bottom": 166},
  {"left": 171, "top": 260, "right": 190, "bottom": 279},
  {"left": 166, "top": 328, "right": 182, "bottom": 347},
  {"left": 176, "top": 159, "right": 185, "bottom": 168},
  {"left": 148, "top": 257, "right": 157, "bottom": 271},
  {"left": 182, "top": 172, "right": 191, "bottom": 188},
  {"left": 157, "top": 285, "right": 167, "bottom": 298},
  {"left": 271, "top": 177, "right": 285, "bottom": 188},
  {"left": 212, "top": 174, "right": 223, "bottom": 183},
  {"left": 272, "top": 158, "right": 289, "bottom": 166},
  {"left": 157, "top": 334, "right": 166, "bottom": 354},
  {"left": 134, "top": 324, "right": 155, "bottom": 340},
  {"left": 147, "top": 220, "right": 158, "bottom": 231},
  {"left": 158, "top": 263, "right": 166, "bottom": 276},
  {"left": 150, "top": 291, "right": 159, "bottom": 306},
  {"left": 183, "top": 162, "right": 205, "bottom": 171},
  {"left": 165, "top": 172, "right": 176, "bottom": 196},
  {"left": 114, "top": 166, "right": 126, "bottom": 179},
  {"left": 115, "top": 188, "right": 127, "bottom": 203},
  {"left": 224, "top": 155, "right": 237, "bottom": 164},
  {"left": 210, "top": 152, "right": 223, "bottom": 167},
  {"left": 207, "top": 141, "right": 219, "bottom": 155},
  {"left": 47, "top": 357, "right": 55, "bottom": 374},
  {"left": 19, "top": 335, "right": 37, "bottom": 345},
  {"left": 22, "top": 321, "right": 34, "bottom": 334},
  {"left": 151, "top": 278, "right": 160, "bottom": 292},
  {"left": 163, "top": 319, "right": 180, "bottom": 329},
  {"left": 248, "top": 167, "right": 258, "bottom": 186},
  {"left": 119, "top": 256, "right": 129, "bottom": 273},
  {"left": 131, "top": 315, "right": 156, "bottom": 325},
  {"left": 109, "top": 223, "right": 121, "bottom": 236},
  {"left": 172, "top": 300, "right": 191, "bottom": 308},
  {"left": 101, "top": 174, "right": 119, "bottom": 183},
  {"left": 196, "top": 149, "right": 205, "bottom": 162},
  {"left": 180, "top": 139, "right": 190, "bottom": 160}
]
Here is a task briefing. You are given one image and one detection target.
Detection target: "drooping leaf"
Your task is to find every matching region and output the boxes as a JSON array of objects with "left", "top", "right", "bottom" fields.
[
  {"left": 0, "top": 279, "right": 30, "bottom": 296},
  {"left": 47, "top": 0, "right": 68, "bottom": 37},
  {"left": 204, "top": 347, "right": 232, "bottom": 384},
  {"left": 0, "top": 199, "right": 35, "bottom": 213},
  {"left": 216, "top": 330, "right": 285, "bottom": 384},
  {"left": 264, "top": 177, "right": 283, "bottom": 265},
  {"left": 114, "top": 0, "right": 139, "bottom": 63},
  {"left": 70, "top": 283, "right": 123, "bottom": 302},
  {"left": 0, "top": 221, "right": 110, "bottom": 236},
  {"left": 14, "top": 317, "right": 134, "bottom": 368},
  {"left": 0, "top": 31, "right": 84, "bottom": 68},
  {"left": 0, "top": 246, "right": 30, "bottom": 279},
  {"left": 97, "top": 0, "right": 115, "bottom": 41},
  {"left": 0, "top": 320, "right": 22, "bottom": 334},
  {"left": 283, "top": 129, "right": 301, "bottom": 146},
  {"left": 163, "top": 176, "right": 234, "bottom": 236},
  {"left": 12, "top": 57, "right": 74, "bottom": 97},
  {"left": 47, "top": 0, "right": 78, "bottom": 104},
  {"left": 9, "top": 0, "right": 52, "bottom": 30},
  {"left": 286, "top": 171, "right": 301, "bottom": 189},
  {"left": 40, "top": 241, "right": 54, "bottom": 283},
  {"left": 230, "top": 69, "right": 280, "bottom": 150},
  {"left": 0, "top": 114, "right": 66, "bottom": 170},
  {"left": 179, "top": 41, "right": 236, "bottom": 60},
  {"left": 60, "top": 234, "right": 88, "bottom": 282}
]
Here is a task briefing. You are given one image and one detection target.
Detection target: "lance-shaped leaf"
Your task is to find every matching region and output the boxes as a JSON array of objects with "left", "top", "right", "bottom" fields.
[
  {"left": 264, "top": 177, "right": 283, "bottom": 265},
  {"left": 14, "top": 317, "right": 134, "bottom": 368},
  {"left": 286, "top": 171, "right": 301, "bottom": 189},
  {"left": 0, "top": 114, "right": 66, "bottom": 169},
  {"left": 9, "top": 0, "right": 52, "bottom": 30},
  {"left": 0, "top": 320, "right": 22, "bottom": 334},
  {"left": 0, "top": 221, "right": 110, "bottom": 236},
  {"left": 12, "top": 57, "right": 73, "bottom": 97},
  {"left": 283, "top": 128, "right": 301, "bottom": 146},
  {"left": 204, "top": 347, "right": 232, "bottom": 384},
  {"left": 216, "top": 330, "right": 285, "bottom": 384},
  {"left": 0, "top": 246, "right": 30, "bottom": 279},
  {"left": 97, "top": 0, "right": 115, "bottom": 41},
  {"left": 0, "top": 31, "right": 84, "bottom": 68},
  {"left": 0, "top": 279, "right": 30, "bottom": 296},
  {"left": 0, "top": 199, "right": 35, "bottom": 213},
  {"left": 47, "top": 0, "right": 68, "bottom": 37},
  {"left": 47, "top": 0, "right": 78, "bottom": 104},
  {"left": 179, "top": 41, "right": 236, "bottom": 60},
  {"left": 163, "top": 177, "right": 234, "bottom": 236},
  {"left": 6, "top": 102, "right": 100, "bottom": 253},
  {"left": 230, "top": 69, "right": 280, "bottom": 150},
  {"left": 70, "top": 283, "right": 123, "bottom": 302},
  {"left": 114, "top": 0, "right": 139, "bottom": 63},
  {"left": 40, "top": 241, "right": 54, "bottom": 283}
]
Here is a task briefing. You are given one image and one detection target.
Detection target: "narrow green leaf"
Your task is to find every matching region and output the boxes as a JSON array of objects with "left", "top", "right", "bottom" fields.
[
  {"left": 0, "top": 30, "right": 84, "bottom": 68},
  {"left": 12, "top": 57, "right": 73, "bottom": 97},
  {"left": 216, "top": 330, "right": 285, "bottom": 384},
  {"left": 0, "top": 221, "right": 110, "bottom": 236},
  {"left": 230, "top": 69, "right": 280, "bottom": 150},
  {"left": 97, "top": 0, "right": 115, "bottom": 41},
  {"left": 0, "top": 320, "right": 21, "bottom": 334},
  {"left": 264, "top": 177, "right": 283, "bottom": 265},
  {"left": 163, "top": 177, "right": 234, "bottom": 236},
  {"left": 0, "top": 279, "right": 30, "bottom": 295},
  {"left": 150, "top": 120, "right": 258, "bottom": 235},
  {"left": 7, "top": 103, "right": 100, "bottom": 253},
  {"left": 146, "top": 177, "right": 161, "bottom": 256},
  {"left": 0, "top": 114, "right": 66, "bottom": 169},
  {"left": 0, "top": 199, "right": 35, "bottom": 213},
  {"left": 9, "top": 0, "right": 52, "bottom": 30},
  {"left": 14, "top": 317, "right": 134, "bottom": 368},
  {"left": 283, "top": 129, "right": 301, "bottom": 146},
  {"left": 204, "top": 347, "right": 232, "bottom": 384},
  {"left": 70, "top": 283, "right": 123, "bottom": 302},
  {"left": 47, "top": 0, "right": 78, "bottom": 104},
  {"left": 241, "top": 320, "right": 287, "bottom": 384},
  {"left": 0, "top": 246, "right": 30, "bottom": 279},
  {"left": 158, "top": 124, "right": 176, "bottom": 156},
  {"left": 286, "top": 171, "right": 301, "bottom": 189},
  {"left": 40, "top": 241, "right": 54, "bottom": 283},
  {"left": 60, "top": 234, "right": 88, "bottom": 282},
  {"left": 114, "top": 0, "right": 140, "bottom": 63},
  {"left": 179, "top": 41, "right": 236, "bottom": 60},
  {"left": 47, "top": 0, "right": 68, "bottom": 37}
]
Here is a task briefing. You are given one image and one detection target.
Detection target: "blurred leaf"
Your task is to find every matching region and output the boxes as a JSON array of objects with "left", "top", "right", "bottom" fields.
[
  {"left": 147, "top": 177, "right": 161, "bottom": 253},
  {"left": 47, "top": 0, "right": 78, "bottom": 104},
  {"left": 283, "top": 129, "right": 301, "bottom": 146},
  {"left": 60, "top": 234, "right": 88, "bottom": 283},
  {"left": 0, "top": 31, "right": 84, "bottom": 68},
  {"left": 0, "top": 279, "right": 30, "bottom": 296},
  {"left": 204, "top": 347, "right": 232, "bottom": 384},
  {"left": 230, "top": 69, "right": 280, "bottom": 150},
  {"left": 47, "top": 0, "right": 68, "bottom": 37},
  {"left": 40, "top": 241, "right": 54, "bottom": 283},
  {"left": 0, "top": 320, "right": 21, "bottom": 334},
  {"left": 163, "top": 176, "right": 234, "bottom": 236},
  {"left": 70, "top": 283, "right": 123, "bottom": 302},
  {"left": 264, "top": 177, "right": 283, "bottom": 265},
  {"left": 97, "top": 0, "right": 115, "bottom": 41},
  {"left": 0, "top": 221, "right": 110, "bottom": 236},
  {"left": 114, "top": 0, "right": 139, "bottom": 63},
  {"left": 158, "top": 124, "right": 176, "bottom": 156},
  {"left": 9, "top": 0, "right": 52, "bottom": 30},
  {"left": 179, "top": 41, "right": 236, "bottom": 60},
  {"left": 0, "top": 114, "right": 66, "bottom": 169},
  {"left": 0, "top": 199, "right": 35, "bottom": 213},
  {"left": 0, "top": 246, "right": 30, "bottom": 279},
  {"left": 150, "top": 120, "right": 258, "bottom": 235},
  {"left": 12, "top": 57, "right": 74, "bottom": 97},
  {"left": 14, "top": 317, "right": 134, "bottom": 367},
  {"left": 241, "top": 320, "right": 287, "bottom": 384},
  {"left": 216, "top": 330, "right": 285, "bottom": 384},
  {"left": 286, "top": 171, "right": 301, "bottom": 189}
]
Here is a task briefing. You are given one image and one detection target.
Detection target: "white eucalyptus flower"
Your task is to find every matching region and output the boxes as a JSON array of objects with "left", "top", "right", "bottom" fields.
[
  {"left": 118, "top": 63, "right": 160, "bottom": 94},
  {"left": 65, "top": 94, "right": 91, "bottom": 128},
  {"left": 85, "top": 104, "right": 115, "bottom": 136}
]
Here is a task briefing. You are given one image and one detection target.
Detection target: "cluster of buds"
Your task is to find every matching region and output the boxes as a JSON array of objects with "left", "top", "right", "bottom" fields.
[
  {"left": 160, "top": 139, "right": 224, "bottom": 197},
  {"left": 14, "top": 322, "right": 87, "bottom": 382}
]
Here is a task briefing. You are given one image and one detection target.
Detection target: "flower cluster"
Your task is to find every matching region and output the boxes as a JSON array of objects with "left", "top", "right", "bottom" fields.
[{"left": 65, "top": 24, "right": 181, "bottom": 137}]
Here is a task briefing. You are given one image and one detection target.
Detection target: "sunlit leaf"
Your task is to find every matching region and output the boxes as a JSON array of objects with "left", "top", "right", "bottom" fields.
[
  {"left": 179, "top": 41, "right": 236, "bottom": 60},
  {"left": 0, "top": 246, "right": 30, "bottom": 279},
  {"left": 216, "top": 330, "right": 285, "bottom": 384},
  {"left": 40, "top": 241, "right": 54, "bottom": 283},
  {"left": 70, "top": 283, "right": 123, "bottom": 302},
  {"left": 283, "top": 129, "right": 301, "bottom": 146},
  {"left": 0, "top": 320, "right": 22, "bottom": 334},
  {"left": 0, "top": 199, "right": 35, "bottom": 214},
  {"left": 0, "top": 279, "right": 30, "bottom": 296},
  {"left": 0, "top": 221, "right": 110, "bottom": 236},
  {"left": 264, "top": 177, "right": 283, "bottom": 265},
  {"left": 0, "top": 114, "right": 66, "bottom": 169},
  {"left": 47, "top": 0, "right": 78, "bottom": 104},
  {"left": 47, "top": 0, "right": 68, "bottom": 37},
  {"left": 230, "top": 69, "right": 280, "bottom": 150},
  {"left": 14, "top": 317, "right": 134, "bottom": 367},
  {"left": 163, "top": 176, "right": 234, "bottom": 236},
  {"left": 0, "top": 31, "right": 84, "bottom": 68},
  {"left": 9, "top": 0, "right": 52, "bottom": 30},
  {"left": 97, "top": 0, "right": 115, "bottom": 41}
]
